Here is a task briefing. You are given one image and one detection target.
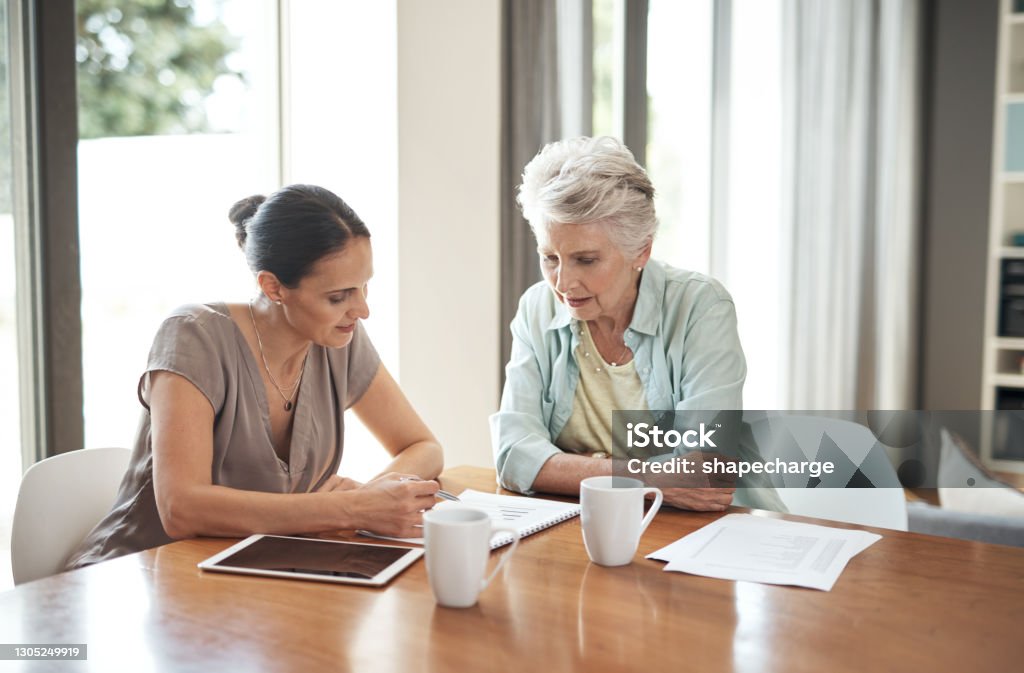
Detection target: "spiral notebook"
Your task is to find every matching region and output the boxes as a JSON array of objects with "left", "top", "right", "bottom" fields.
[{"left": 359, "top": 489, "right": 581, "bottom": 549}]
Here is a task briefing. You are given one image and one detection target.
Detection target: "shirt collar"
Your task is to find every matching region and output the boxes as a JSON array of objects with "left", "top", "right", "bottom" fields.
[
  {"left": 629, "top": 259, "right": 663, "bottom": 336},
  {"left": 545, "top": 259, "right": 664, "bottom": 335}
]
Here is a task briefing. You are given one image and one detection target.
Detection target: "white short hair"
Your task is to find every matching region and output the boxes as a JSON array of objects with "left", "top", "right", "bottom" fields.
[{"left": 517, "top": 136, "right": 657, "bottom": 256}]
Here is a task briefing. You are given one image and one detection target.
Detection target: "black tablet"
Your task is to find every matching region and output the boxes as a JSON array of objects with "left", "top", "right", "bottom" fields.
[{"left": 198, "top": 534, "right": 423, "bottom": 587}]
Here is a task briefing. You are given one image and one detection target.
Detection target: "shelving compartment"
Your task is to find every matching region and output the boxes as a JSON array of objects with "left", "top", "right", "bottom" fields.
[
  {"left": 996, "top": 348, "right": 1024, "bottom": 376},
  {"left": 1000, "top": 182, "right": 1024, "bottom": 245},
  {"left": 1010, "top": 22, "right": 1024, "bottom": 94},
  {"left": 998, "top": 259, "right": 1024, "bottom": 336},
  {"left": 993, "top": 388, "right": 1024, "bottom": 461},
  {"left": 985, "top": 4, "right": 1024, "bottom": 472},
  {"left": 1008, "top": 102, "right": 1024, "bottom": 172}
]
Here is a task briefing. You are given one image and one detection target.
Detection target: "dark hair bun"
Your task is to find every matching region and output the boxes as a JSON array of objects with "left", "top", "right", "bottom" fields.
[
  {"left": 234, "top": 184, "right": 371, "bottom": 286},
  {"left": 228, "top": 195, "right": 266, "bottom": 248}
]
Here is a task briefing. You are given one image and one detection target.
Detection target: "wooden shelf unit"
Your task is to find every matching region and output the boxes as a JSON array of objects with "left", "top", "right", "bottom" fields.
[{"left": 981, "top": 0, "right": 1024, "bottom": 472}]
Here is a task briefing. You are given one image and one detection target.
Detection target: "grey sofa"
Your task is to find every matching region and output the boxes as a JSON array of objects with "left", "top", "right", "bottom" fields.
[{"left": 907, "top": 500, "right": 1024, "bottom": 547}]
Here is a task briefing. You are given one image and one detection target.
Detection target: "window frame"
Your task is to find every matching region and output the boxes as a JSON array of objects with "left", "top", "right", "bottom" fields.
[{"left": 9, "top": 0, "right": 83, "bottom": 466}]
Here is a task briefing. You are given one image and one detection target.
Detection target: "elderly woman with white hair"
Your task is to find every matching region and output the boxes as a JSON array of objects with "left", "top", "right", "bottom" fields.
[{"left": 490, "top": 136, "right": 750, "bottom": 511}]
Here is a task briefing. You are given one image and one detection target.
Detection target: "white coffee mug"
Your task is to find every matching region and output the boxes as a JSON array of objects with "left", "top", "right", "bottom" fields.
[
  {"left": 423, "top": 507, "right": 520, "bottom": 608},
  {"left": 580, "top": 476, "right": 663, "bottom": 566}
]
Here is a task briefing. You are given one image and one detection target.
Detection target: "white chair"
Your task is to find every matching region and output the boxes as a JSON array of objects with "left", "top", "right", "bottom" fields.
[
  {"left": 11, "top": 447, "right": 131, "bottom": 585},
  {"left": 776, "top": 483, "right": 908, "bottom": 531},
  {"left": 750, "top": 416, "right": 908, "bottom": 531}
]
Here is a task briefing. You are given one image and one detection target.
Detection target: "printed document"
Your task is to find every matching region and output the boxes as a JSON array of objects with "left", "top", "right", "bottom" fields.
[{"left": 647, "top": 513, "right": 881, "bottom": 591}]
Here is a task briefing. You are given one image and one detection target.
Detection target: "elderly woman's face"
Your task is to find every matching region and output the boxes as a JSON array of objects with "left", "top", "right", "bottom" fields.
[{"left": 537, "top": 223, "right": 645, "bottom": 324}]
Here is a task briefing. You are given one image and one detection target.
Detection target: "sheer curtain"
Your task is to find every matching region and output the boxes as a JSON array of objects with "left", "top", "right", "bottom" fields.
[{"left": 781, "top": 0, "right": 922, "bottom": 409}]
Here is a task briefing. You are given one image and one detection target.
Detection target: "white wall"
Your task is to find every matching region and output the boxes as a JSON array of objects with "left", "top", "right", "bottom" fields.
[
  {"left": 286, "top": 1, "right": 401, "bottom": 480},
  {"left": 397, "top": 0, "right": 502, "bottom": 469},
  {"left": 287, "top": 1, "right": 398, "bottom": 370}
]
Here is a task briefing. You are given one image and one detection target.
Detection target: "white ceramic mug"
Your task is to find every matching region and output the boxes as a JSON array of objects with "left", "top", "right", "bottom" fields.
[
  {"left": 423, "top": 507, "right": 520, "bottom": 608},
  {"left": 580, "top": 476, "right": 663, "bottom": 566}
]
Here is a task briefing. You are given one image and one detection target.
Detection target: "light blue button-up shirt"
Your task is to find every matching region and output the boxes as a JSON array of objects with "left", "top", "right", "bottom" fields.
[{"left": 490, "top": 259, "right": 748, "bottom": 494}]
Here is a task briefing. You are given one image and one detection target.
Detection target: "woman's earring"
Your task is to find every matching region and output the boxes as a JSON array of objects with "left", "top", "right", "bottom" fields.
[{"left": 275, "top": 300, "right": 283, "bottom": 306}]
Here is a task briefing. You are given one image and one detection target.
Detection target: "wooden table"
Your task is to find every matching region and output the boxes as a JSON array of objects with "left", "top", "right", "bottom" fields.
[{"left": 2, "top": 466, "right": 1022, "bottom": 672}]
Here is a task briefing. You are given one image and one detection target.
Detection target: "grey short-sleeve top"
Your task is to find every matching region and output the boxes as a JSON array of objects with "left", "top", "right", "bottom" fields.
[{"left": 65, "top": 302, "right": 381, "bottom": 569}]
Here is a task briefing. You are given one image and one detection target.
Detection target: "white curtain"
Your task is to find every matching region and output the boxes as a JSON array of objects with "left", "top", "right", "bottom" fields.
[{"left": 781, "top": 0, "right": 921, "bottom": 409}]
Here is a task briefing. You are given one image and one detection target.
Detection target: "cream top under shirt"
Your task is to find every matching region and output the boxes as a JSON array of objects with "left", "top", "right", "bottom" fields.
[{"left": 555, "top": 321, "right": 650, "bottom": 458}]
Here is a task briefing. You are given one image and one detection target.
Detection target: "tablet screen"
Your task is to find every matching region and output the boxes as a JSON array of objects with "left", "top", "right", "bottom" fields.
[{"left": 199, "top": 535, "right": 422, "bottom": 586}]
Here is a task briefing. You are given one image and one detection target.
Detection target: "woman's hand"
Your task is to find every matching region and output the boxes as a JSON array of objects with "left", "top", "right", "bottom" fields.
[{"left": 348, "top": 472, "right": 440, "bottom": 538}]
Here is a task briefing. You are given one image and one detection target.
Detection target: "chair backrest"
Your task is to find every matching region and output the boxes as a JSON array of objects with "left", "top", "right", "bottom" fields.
[
  {"left": 776, "top": 485, "right": 908, "bottom": 531},
  {"left": 11, "top": 447, "right": 131, "bottom": 585},
  {"left": 750, "top": 416, "right": 908, "bottom": 531},
  {"left": 937, "top": 428, "right": 1024, "bottom": 518}
]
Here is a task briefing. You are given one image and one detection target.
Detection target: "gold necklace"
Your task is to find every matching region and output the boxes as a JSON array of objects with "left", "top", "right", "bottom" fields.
[
  {"left": 248, "top": 300, "right": 309, "bottom": 412},
  {"left": 609, "top": 342, "right": 630, "bottom": 367}
]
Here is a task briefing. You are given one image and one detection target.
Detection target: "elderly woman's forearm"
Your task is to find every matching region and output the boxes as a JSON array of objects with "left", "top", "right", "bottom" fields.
[{"left": 529, "top": 453, "right": 613, "bottom": 495}]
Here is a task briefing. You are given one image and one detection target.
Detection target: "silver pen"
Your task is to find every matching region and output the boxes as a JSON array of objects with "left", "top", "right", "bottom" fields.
[{"left": 399, "top": 476, "right": 461, "bottom": 502}]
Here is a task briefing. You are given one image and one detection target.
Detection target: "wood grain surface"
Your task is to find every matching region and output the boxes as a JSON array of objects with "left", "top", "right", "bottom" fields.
[{"left": 2, "top": 465, "right": 1022, "bottom": 672}]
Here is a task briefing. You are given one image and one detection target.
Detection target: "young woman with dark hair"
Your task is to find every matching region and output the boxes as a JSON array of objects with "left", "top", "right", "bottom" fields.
[{"left": 66, "top": 184, "right": 442, "bottom": 568}]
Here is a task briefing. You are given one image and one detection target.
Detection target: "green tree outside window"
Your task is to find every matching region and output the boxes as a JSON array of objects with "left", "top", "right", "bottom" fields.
[{"left": 76, "top": 0, "right": 244, "bottom": 139}]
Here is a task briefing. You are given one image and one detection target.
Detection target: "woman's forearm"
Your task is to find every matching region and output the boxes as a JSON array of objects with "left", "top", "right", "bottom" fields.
[
  {"left": 377, "top": 440, "right": 443, "bottom": 480},
  {"left": 158, "top": 484, "right": 361, "bottom": 539},
  {"left": 159, "top": 473, "right": 438, "bottom": 540}
]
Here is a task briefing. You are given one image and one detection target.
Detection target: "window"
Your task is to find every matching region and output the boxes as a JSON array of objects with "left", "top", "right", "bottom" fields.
[
  {"left": 0, "top": 0, "right": 21, "bottom": 589},
  {"left": 720, "top": 0, "right": 783, "bottom": 409},
  {"left": 645, "top": 0, "right": 713, "bottom": 275},
  {"left": 592, "top": 0, "right": 622, "bottom": 138},
  {"left": 76, "top": 0, "right": 281, "bottom": 449},
  {"left": 76, "top": 0, "right": 399, "bottom": 480},
  {"left": 285, "top": 0, "right": 398, "bottom": 480},
  {"left": 595, "top": 0, "right": 784, "bottom": 408}
]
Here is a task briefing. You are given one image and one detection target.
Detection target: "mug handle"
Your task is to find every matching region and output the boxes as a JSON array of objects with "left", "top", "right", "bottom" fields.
[
  {"left": 639, "top": 488, "right": 663, "bottom": 535},
  {"left": 481, "top": 525, "right": 521, "bottom": 590}
]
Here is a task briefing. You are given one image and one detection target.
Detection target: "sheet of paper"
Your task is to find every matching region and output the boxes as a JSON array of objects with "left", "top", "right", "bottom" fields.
[{"left": 648, "top": 513, "right": 881, "bottom": 591}]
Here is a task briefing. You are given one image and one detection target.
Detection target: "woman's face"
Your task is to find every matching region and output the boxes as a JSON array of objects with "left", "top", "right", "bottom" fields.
[
  {"left": 537, "top": 223, "right": 647, "bottom": 324},
  {"left": 280, "top": 237, "right": 373, "bottom": 348}
]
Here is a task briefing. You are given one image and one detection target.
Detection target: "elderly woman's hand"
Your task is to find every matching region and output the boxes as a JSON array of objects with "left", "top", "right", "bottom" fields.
[
  {"left": 658, "top": 486, "right": 736, "bottom": 511},
  {"left": 638, "top": 451, "right": 738, "bottom": 511}
]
